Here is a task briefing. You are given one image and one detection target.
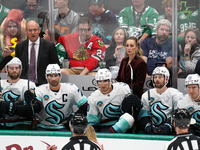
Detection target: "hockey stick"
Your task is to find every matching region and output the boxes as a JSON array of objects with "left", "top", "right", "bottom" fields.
[
  {"left": 128, "top": 64, "right": 135, "bottom": 133},
  {"left": 27, "top": 53, "right": 38, "bottom": 130},
  {"left": 148, "top": 89, "right": 153, "bottom": 132},
  {"left": 0, "top": 76, "right": 6, "bottom": 130},
  {"left": 128, "top": 64, "right": 134, "bottom": 114}
]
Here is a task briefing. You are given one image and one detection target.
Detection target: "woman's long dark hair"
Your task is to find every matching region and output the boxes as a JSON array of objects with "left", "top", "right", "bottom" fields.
[
  {"left": 180, "top": 28, "right": 200, "bottom": 57},
  {"left": 109, "top": 27, "right": 128, "bottom": 48}
]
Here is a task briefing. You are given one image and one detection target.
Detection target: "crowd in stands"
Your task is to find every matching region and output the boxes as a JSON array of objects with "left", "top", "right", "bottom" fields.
[{"left": 0, "top": 0, "right": 200, "bottom": 144}]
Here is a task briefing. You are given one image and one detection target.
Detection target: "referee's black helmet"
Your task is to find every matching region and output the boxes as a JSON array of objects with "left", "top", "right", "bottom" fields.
[
  {"left": 172, "top": 108, "right": 195, "bottom": 128},
  {"left": 70, "top": 113, "right": 88, "bottom": 134}
]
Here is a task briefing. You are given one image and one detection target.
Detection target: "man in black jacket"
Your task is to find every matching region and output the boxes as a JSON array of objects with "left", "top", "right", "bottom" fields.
[{"left": 15, "top": 20, "right": 59, "bottom": 86}]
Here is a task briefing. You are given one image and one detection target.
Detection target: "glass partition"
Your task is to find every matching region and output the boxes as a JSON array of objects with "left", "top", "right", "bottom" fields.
[{"left": 0, "top": 0, "right": 199, "bottom": 88}]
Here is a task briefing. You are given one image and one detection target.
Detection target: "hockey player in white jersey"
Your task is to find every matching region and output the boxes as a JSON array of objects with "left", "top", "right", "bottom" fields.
[
  {"left": 178, "top": 74, "right": 200, "bottom": 136},
  {"left": 87, "top": 68, "right": 142, "bottom": 133},
  {"left": 0, "top": 57, "right": 42, "bottom": 130},
  {"left": 35, "top": 64, "right": 88, "bottom": 131},
  {"left": 138, "top": 67, "right": 183, "bottom": 135}
]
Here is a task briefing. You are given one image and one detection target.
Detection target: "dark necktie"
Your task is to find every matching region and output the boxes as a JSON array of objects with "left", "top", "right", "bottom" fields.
[{"left": 29, "top": 43, "right": 36, "bottom": 82}]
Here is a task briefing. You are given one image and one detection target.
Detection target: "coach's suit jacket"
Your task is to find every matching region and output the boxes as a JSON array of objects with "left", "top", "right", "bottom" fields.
[{"left": 15, "top": 38, "right": 59, "bottom": 85}]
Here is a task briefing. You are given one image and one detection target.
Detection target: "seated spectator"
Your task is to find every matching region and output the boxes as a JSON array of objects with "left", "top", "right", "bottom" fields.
[
  {"left": 104, "top": 27, "right": 128, "bottom": 78},
  {"left": 116, "top": 37, "right": 147, "bottom": 98},
  {"left": 138, "top": 67, "right": 183, "bottom": 135},
  {"left": 58, "top": 17, "right": 106, "bottom": 75},
  {"left": 118, "top": 0, "right": 159, "bottom": 43},
  {"left": 178, "top": 28, "right": 200, "bottom": 78},
  {"left": 83, "top": 0, "right": 119, "bottom": 45},
  {"left": 0, "top": 9, "right": 26, "bottom": 61},
  {"left": 158, "top": 0, "right": 190, "bottom": 42},
  {"left": 43, "top": 27, "right": 66, "bottom": 67},
  {"left": 54, "top": 0, "right": 79, "bottom": 36},
  {"left": 190, "top": 0, "right": 200, "bottom": 31},
  {"left": 23, "top": 0, "right": 47, "bottom": 37},
  {"left": 141, "top": 19, "right": 173, "bottom": 77},
  {"left": 23, "top": 0, "right": 44, "bottom": 19}
]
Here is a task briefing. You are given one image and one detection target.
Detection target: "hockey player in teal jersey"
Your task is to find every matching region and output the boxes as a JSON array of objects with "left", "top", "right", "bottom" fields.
[
  {"left": 36, "top": 64, "right": 88, "bottom": 131},
  {"left": 87, "top": 68, "right": 142, "bottom": 133}
]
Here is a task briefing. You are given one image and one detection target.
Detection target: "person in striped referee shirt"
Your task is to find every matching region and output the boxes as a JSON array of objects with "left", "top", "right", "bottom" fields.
[{"left": 164, "top": 108, "right": 200, "bottom": 150}]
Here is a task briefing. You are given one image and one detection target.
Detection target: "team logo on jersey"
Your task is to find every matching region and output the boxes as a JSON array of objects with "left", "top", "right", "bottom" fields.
[
  {"left": 149, "top": 97, "right": 155, "bottom": 103},
  {"left": 103, "top": 103, "right": 122, "bottom": 118},
  {"left": 151, "top": 101, "right": 168, "bottom": 126},
  {"left": 179, "top": 14, "right": 187, "bottom": 19},
  {"left": 62, "top": 94, "right": 68, "bottom": 102},
  {"left": 188, "top": 107, "right": 194, "bottom": 113},
  {"left": 73, "top": 46, "right": 90, "bottom": 60},
  {"left": 98, "top": 40, "right": 104, "bottom": 47},
  {"left": 59, "top": 45, "right": 65, "bottom": 52},
  {"left": 4, "top": 8, "right": 9, "bottom": 13},
  {"left": 191, "top": 10, "right": 198, "bottom": 17},
  {"left": 45, "top": 100, "right": 65, "bottom": 124},
  {"left": 191, "top": 110, "right": 200, "bottom": 126},
  {"left": 97, "top": 101, "right": 103, "bottom": 107},
  {"left": 3, "top": 91, "right": 20, "bottom": 102},
  {"left": 43, "top": 95, "right": 49, "bottom": 101}
]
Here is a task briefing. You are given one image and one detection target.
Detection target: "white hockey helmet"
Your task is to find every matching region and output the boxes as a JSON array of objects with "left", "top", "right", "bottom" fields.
[
  {"left": 46, "top": 64, "right": 61, "bottom": 75},
  {"left": 151, "top": 67, "right": 170, "bottom": 89},
  {"left": 95, "top": 68, "right": 112, "bottom": 81},
  {"left": 6, "top": 57, "right": 22, "bottom": 70},
  {"left": 185, "top": 74, "right": 200, "bottom": 88},
  {"left": 151, "top": 66, "right": 169, "bottom": 82}
]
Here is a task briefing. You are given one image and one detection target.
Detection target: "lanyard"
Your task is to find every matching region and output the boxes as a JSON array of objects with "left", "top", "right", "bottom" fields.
[{"left": 132, "top": 5, "right": 146, "bottom": 27}]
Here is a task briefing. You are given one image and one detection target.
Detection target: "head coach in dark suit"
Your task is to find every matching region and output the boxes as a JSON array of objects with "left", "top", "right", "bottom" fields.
[{"left": 15, "top": 20, "right": 59, "bottom": 85}]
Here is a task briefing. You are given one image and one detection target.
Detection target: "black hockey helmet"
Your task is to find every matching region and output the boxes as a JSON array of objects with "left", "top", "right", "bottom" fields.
[
  {"left": 172, "top": 108, "right": 195, "bottom": 128},
  {"left": 70, "top": 113, "right": 88, "bottom": 134}
]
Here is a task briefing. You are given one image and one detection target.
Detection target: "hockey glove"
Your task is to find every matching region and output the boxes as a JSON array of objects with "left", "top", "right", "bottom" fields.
[
  {"left": 144, "top": 122, "right": 157, "bottom": 134},
  {"left": 121, "top": 93, "right": 143, "bottom": 115},
  {"left": 24, "top": 90, "right": 37, "bottom": 105},
  {"left": 1, "top": 101, "right": 16, "bottom": 116},
  {"left": 154, "top": 123, "right": 173, "bottom": 135}
]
